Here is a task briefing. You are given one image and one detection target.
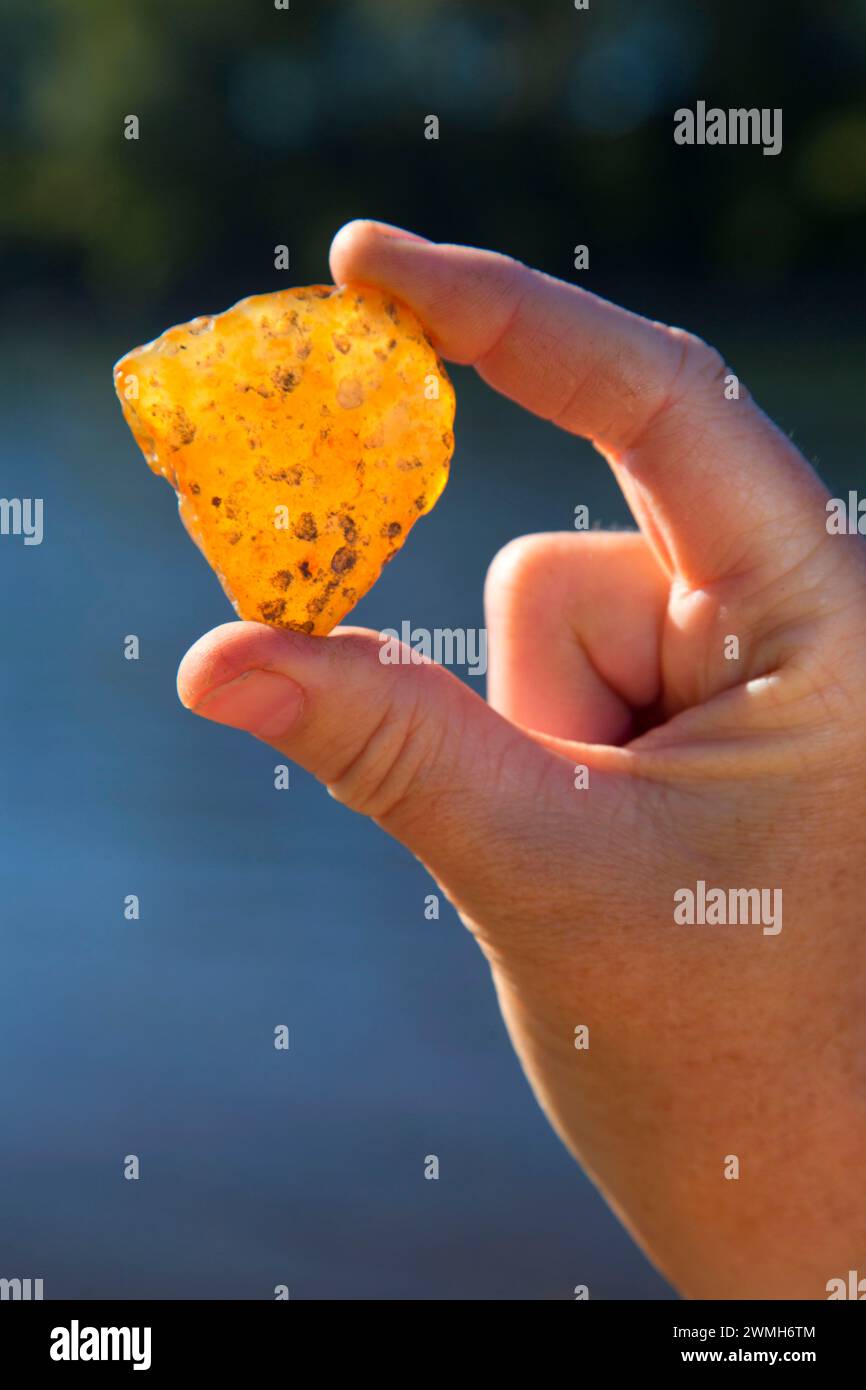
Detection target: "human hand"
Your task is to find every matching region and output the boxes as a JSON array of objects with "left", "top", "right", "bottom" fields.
[{"left": 177, "top": 221, "right": 866, "bottom": 1299}]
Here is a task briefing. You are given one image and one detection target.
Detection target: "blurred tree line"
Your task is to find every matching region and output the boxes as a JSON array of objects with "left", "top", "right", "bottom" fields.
[{"left": 2, "top": 0, "right": 865, "bottom": 309}]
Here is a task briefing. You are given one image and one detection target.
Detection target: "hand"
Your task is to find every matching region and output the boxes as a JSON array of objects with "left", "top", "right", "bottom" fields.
[{"left": 178, "top": 221, "right": 866, "bottom": 1299}]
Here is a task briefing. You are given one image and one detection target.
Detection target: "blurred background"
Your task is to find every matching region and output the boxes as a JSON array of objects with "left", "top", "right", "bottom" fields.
[{"left": 1, "top": 0, "right": 864, "bottom": 1299}]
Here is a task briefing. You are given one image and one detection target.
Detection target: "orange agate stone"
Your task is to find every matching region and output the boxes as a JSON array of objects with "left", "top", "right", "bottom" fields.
[{"left": 114, "top": 285, "right": 455, "bottom": 633}]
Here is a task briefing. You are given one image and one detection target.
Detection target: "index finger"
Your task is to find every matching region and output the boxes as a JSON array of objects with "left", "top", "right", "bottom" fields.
[{"left": 330, "top": 220, "right": 829, "bottom": 590}]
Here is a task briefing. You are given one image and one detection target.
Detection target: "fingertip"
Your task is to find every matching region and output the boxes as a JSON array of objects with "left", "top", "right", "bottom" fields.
[
  {"left": 177, "top": 620, "right": 298, "bottom": 709},
  {"left": 329, "top": 219, "right": 429, "bottom": 284},
  {"left": 186, "top": 668, "right": 305, "bottom": 739}
]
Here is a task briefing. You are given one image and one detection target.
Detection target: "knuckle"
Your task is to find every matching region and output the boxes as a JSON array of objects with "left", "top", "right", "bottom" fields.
[
  {"left": 326, "top": 686, "right": 439, "bottom": 822},
  {"left": 671, "top": 327, "right": 730, "bottom": 395},
  {"left": 485, "top": 532, "right": 558, "bottom": 605},
  {"left": 622, "top": 327, "right": 741, "bottom": 455},
  {"left": 471, "top": 254, "right": 531, "bottom": 359}
]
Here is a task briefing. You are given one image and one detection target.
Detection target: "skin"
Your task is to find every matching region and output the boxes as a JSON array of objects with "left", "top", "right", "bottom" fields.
[{"left": 178, "top": 220, "right": 866, "bottom": 1299}]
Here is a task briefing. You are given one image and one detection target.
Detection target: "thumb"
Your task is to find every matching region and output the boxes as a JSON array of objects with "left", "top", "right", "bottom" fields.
[{"left": 177, "top": 621, "right": 580, "bottom": 929}]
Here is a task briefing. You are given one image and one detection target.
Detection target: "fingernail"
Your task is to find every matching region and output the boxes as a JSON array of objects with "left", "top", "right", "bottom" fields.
[
  {"left": 190, "top": 670, "right": 305, "bottom": 738},
  {"left": 370, "top": 221, "right": 430, "bottom": 244}
]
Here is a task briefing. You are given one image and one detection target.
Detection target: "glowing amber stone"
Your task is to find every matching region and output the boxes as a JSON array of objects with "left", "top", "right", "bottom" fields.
[{"left": 114, "top": 284, "right": 455, "bottom": 633}]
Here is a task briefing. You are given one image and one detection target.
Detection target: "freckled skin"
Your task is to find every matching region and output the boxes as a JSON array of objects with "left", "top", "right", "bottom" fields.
[{"left": 114, "top": 284, "right": 455, "bottom": 633}]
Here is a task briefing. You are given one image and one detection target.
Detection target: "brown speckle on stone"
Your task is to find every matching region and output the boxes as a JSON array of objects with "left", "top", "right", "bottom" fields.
[
  {"left": 260, "top": 599, "right": 287, "bottom": 623},
  {"left": 272, "top": 366, "right": 301, "bottom": 393},
  {"left": 336, "top": 377, "right": 364, "bottom": 410},
  {"left": 269, "top": 466, "right": 302, "bottom": 485},
  {"left": 172, "top": 408, "right": 197, "bottom": 447},
  {"left": 330, "top": 546, "right": 357, "bottom": 575}
]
